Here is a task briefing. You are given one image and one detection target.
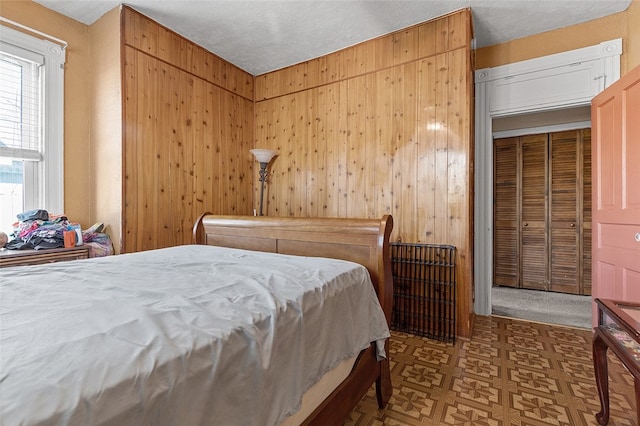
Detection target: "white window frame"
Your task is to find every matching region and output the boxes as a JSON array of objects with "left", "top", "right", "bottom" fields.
[{"left": 0, "top": 24, "right": 65, "bottom": 215}]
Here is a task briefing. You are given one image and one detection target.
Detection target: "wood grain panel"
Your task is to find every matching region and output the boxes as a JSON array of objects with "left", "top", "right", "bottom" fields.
[
  {"left": 325, "top": 82, "right": 343, "bottom": 218},
  {"left": 121, "top": 6, "right": 472, "bottom": 336},
  {"left": 157, "top": 56, "right": 175, "bottom": 248},
  {"left": 123, "top": 7, "right": 158, "bottom": 56},
  {"left": 121, "top": 7, "right": 254, "bottom": 253},
  {"left": 445, "top": 49, "right": 471, "bottom": 301},
  {"left": 195, "top": 82, "right": 219, "bottom": 217},
  {"left": 416, "top": 57, "right": 437, "bottom": 242},
  {"left": 254, "top": 9, "right": 471, "bottom": 101},
  {"left": 392, "top": 29, "right": 418, "bottom": 65},
  {"left": 445, "top": 9, "right": 470, "bottom": 51},
  {"left": 444, "top": 47, "right": 472, "bottom": 334},
  {"left": 417, "top": 20, "right": 438, "bottom": 59},
  {"left": 397, "top": 62, "right": 418, "bottom": 242},
  {"left": 253, "top": 10, "right": 473, "bottom": 336},
  {"left": 432, "top": 53, "right": 449, "bottom": 245},
  {"left": 123, "top": 7, "right": 253, "bottom": 100},
  {"left": 374, "top": 68, "right": 394, "bottom": 217},
  {"left": 123, "top": 44, "right": 253, "bottom": 252},
  {"left": 374, "top": 32, "right": 394, "bottom": 70},
  {"left": 346, "top": 75, "right": 369, "bottom": 218}
]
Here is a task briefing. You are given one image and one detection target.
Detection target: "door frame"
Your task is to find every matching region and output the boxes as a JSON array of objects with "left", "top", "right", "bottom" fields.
[{"left": 474, "top": 39, "right": 621, "bottom": 316}]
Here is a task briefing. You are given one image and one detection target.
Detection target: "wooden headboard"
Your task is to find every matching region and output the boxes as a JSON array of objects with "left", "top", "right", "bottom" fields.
[{"left": 193, "top": 213, "right": 393, "bottom": 324}]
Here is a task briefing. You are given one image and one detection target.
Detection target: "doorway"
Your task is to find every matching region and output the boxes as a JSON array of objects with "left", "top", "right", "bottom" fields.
[
  {"left": 493, "top": 128, "right": 592, "bottom": 295},
  {"left": 490, "top": 123, "right": 593, "bottom": 327},
  {"left": 473, "top": 38, "right": 622, "bottom": 317},
  {"left": 491, "top": 286, "right": 592, "bottom": 328}
]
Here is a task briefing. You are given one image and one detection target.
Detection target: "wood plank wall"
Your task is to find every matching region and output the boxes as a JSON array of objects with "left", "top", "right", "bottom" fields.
[
  {"left": 254, "top": 9, "right": 474, "bottom": 337},
  {"left": 121, "top": 7, "right": 254, "bottom": 253},
  {"left": 120, "top": 7, "right": 474, "bottom": 337}
]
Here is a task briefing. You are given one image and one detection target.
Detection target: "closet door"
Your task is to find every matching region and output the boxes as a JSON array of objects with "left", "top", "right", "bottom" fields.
[
  {"left": 493, "top": 138, "right": 519, "bottom": 287},
  {"left": 549, "top": 131, "right": 579, "bottom": 293},
  {"left": 520, "top": 134, "right": 548, "bottom": 290},
  {"left": 494, "top": 130, "right": 591, "bottom": 294}
]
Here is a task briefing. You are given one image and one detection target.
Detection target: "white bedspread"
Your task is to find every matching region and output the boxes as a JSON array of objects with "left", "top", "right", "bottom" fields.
[{"left": 0, "top": 245, "right": 390, "bottom": 426}]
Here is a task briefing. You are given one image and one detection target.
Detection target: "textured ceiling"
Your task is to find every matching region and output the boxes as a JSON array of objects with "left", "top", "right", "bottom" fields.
[{"left": 33, "top": 0, "right": 632, "bottom": 75}]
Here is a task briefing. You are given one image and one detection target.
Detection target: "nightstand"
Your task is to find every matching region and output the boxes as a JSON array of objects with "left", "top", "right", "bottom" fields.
[{"left": 0, "top": 245, "right": 91, "bottom": 268}]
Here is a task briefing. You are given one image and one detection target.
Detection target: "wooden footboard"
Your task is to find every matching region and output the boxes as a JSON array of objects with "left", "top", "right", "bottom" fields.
[{"left": 192, "top": 213, "right": 394, "bottom": 422}]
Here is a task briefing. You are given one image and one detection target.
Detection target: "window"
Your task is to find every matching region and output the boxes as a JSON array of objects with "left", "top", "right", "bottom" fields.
[{"left": 0, "top": 25, "right": 65, "bottom": 235}]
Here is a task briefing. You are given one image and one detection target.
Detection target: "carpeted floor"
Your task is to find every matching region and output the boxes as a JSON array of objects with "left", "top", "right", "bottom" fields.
[
  {"left": 491, "top": 286, "right": 593, "bottom": 329},
  {"left": 346, "top": 315, "right": 636, "bottom": 425}
]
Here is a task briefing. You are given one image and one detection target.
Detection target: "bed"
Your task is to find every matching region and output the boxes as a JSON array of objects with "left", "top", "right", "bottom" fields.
[{"left": 0, "top": 214, "right": 393, "bottom": 425}]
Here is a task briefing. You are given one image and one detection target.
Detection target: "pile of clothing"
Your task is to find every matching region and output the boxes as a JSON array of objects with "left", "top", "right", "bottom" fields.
[
  {"left": 81, "top": 223, "right": 114, "bottom": 257},
  {"left": 7, "top": 210, "right": 68, "bottom": 250},
  {"left": 7, "top": 209, "right": 114, "bottom": 257}
]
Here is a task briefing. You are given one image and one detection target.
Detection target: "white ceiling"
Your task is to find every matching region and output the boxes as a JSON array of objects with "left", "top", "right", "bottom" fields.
[{"left": 33, "top": 0, "right": 631, "bottom": 76}]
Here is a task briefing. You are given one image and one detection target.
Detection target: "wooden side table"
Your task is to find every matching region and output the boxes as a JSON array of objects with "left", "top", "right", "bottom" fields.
[
  {"left": 0, "top": 245, "right": 91, "bottom": 268},
  {"left": 592, "top": 298, "right": 640, "bottom": 425}
]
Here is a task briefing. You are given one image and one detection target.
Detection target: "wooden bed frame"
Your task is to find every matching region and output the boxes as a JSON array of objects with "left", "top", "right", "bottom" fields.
[{"left": 192, "top": 213, "right": 393, "bottom": 425}]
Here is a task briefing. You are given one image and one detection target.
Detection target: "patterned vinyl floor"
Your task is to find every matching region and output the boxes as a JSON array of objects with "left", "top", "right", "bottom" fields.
[{"left": 346, "top": 315, "right": 637, "bottom": 426}]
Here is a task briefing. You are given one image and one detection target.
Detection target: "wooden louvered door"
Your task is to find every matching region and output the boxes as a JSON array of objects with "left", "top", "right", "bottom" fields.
[
  {"left": 520, "top": 135, "right": 548, "bottom": 290},
  {"left": 493, "top": 129, "right": 591, "bottom": 295},
  {"left": 493, "top": 138, "right": 519, "bottom": 287},
  {"left": 549, "top": 131, "right": 580, "bottom": 293}
]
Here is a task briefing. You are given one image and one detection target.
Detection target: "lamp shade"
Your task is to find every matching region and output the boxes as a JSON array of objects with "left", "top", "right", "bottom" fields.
[{"left": 250, "top": 149, "right": 278, "bottom": 164}]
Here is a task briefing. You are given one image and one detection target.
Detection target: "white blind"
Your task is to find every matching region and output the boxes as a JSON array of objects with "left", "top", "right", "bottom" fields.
[{"left": 0, "top": 43, "right": 43, "bottom": 161}]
